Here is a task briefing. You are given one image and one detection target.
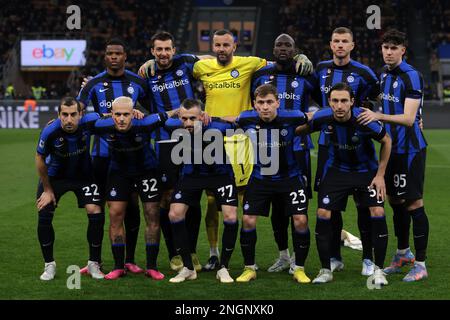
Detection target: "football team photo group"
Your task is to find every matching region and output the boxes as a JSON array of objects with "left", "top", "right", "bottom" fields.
[{"left": 1, "top": 0, "right": 449, "bottom": 304}]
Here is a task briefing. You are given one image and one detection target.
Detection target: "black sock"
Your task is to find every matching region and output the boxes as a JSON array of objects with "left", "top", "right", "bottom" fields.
[
  {"left": 146, "top": 243, "right": 160, "bottom": 270},
  {"left": 240, "top": 228, "right": 257, "bottom": 266},
  {"left": 220, "top": 220, "right": 238, "bottom": 268},
  {"left": 392, "top": 203, "right": 410, "bottom": 250},
  {"left": 124, "top": 202, "right": 140, "bottom": 264},
  {"left": 38, "top": 211, "right": 55, "bottom": 263},
  {"left": 357, "top": 207, "right": 372, "bottom": 261},
  {"left": 315, "top": 216, "right": 331, "bottom": 269},
  {"left": 87, "top": 213, "right": 105, "bottom": 263},
  {"left": 409, "top": 207, "right": 429, "bottom": 261},
  {"left": 293, "top": 228, "right": 310, "bottom": 267},
  {"left": 371, "top": 216, "right": 388, "bottom": 268},
  {"left": 111, "top": 243, "right": 125, "bottom": 270},
  {"left": 170, "top": 219, "right": 193, "bottom": 270},
  {"left": 271, "top": 201, "right": 289, "bottom": 251},
  {"left": 186, "top": 206, "right": 202, "bottom": 253},
  {"left": 330, "top": 210, "right": 343, "bottom": 260},
  {"left": 160, "top": 207, "right": 177, "bottom": 259}
]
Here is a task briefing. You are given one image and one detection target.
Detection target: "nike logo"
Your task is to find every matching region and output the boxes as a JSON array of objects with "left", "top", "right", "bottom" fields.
[
  {"left": 148, "top": 194, "right": 157, "bottom": 199},
  {"left": 99, "top": 88, "right": 109, "bottom": 92},
  {"left": 324, "top": 131, "right": 333, "bottom": 135},
  {"left": 397, "top": 191, "right": 406, "bottom": 196},
  {"left": 414, "top": 234, "right": 425, "bottom": 239},
  {"left": 297, "top": 207, "right": 306, "bottom": 212},
  {"left": 93, "top": 198, "right": 101, "bottom": 201},
  {"left": 322, "top": 75, "right": 330, "bottom": 79},
  {"left": 226, "top": 199, "right": 236, "bottom": 203},
  {"left": 55, "top": 143, "right": 64, "bottom": 148},
  {"left": 239, "top": 178, "right": 247, "bottom": 183},
  {"left": 225, "top": 248, "right": 233, "bottom": 252},
  {"left": 264, "top": 80, "right": 272, "bottom": 84},
  {"left": 379, "top": 234, "right": 388, "bottom": 238}
]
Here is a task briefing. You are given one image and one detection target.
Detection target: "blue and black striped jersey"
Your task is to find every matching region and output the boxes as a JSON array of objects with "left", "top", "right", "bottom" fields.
[
  {"left": 251, "top": 64, "right": 314, "bottom": 151},
  {"left": 77, "top": 70, "right": 152, "bottom": 157},
  {"left": 146, "top": 54, "right": 199, "bottom": 142},
  {"left": 93, "top": 113, "right": 167, "bottom": 177},
  {"left": 312, "top": 59, "right": 379, "bottom": 146},
  {"left": 380, "top": 60, "right": 427, "bottom": 154},
  {"left": 165, "top": 118, "right": 235, "bottom": 177},
  {"left": 37, "top": 113, "right": 100, "bottom": 179},
  {"left": 236, "top": 109, "right": 307, "bottom": 180},
  {"left": 308, "top": 107, "right": 386, "bottom": 174}
]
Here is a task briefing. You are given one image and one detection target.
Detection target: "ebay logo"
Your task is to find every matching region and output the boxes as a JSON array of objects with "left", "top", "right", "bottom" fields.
[{"left": 32, "top": 45, "right": 75, "bottom": 61}]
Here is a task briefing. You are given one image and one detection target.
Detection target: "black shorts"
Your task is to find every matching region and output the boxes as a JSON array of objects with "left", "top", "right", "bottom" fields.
[
  {"left": 314, "top": 144, "right": 329, "bottom": 192},
  {"left": 156, "top": 140, "right": 181, "bottom": 190},
  {"left": 243, "top": 175, "right": 308, "bottom": 217},
  {"left": 318, "top": 167, "right": 384, "bottom": 211},
  {"left": 386, "top": 149, "right": 426, "bottom": 200},
  {"left": 106, "top": 170, "right": 161, "bottom": 203},
  {"left": 295, "top": 149, "right": 312, "bottom": 199},
  {"left": 36, "top": 177, "right": 103, "bottom": 210},
  {"left": 172, "top": 174, "right": 238, "bottom": 207}
]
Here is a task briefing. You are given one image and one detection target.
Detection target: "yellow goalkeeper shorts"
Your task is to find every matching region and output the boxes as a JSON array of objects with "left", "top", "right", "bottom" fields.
[{"left": 224, "top": 133, "right": 253, "bottom": 187}]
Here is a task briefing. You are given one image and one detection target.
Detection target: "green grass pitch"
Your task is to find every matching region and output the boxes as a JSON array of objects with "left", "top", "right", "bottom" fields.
[{"left": 0, "top": 129, "right": 449, "bottom": 300}]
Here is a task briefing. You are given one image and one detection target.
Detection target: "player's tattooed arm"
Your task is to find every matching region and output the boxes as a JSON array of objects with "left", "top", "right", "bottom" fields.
[{"left": 35, "top": 154, "right": 56, "bottom": 210}]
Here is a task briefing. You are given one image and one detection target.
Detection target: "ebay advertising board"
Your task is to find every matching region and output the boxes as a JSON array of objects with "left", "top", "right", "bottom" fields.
[{"left": 21, "top": 40, "right": 87, "bottom": 66}]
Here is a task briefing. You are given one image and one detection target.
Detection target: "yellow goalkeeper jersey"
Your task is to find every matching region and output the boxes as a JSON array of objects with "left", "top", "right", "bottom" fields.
[
  {"left": 193, "top": 56, "right": 267, "bottom": 117},
  {"left": 193, "top": 56, "right": 267, "bottom": 187}
]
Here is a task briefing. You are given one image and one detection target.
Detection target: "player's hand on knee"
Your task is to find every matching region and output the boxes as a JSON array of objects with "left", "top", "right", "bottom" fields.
[
  {"left": 369, "top": 174, "right": 386, "bottom": 202},
  {"left": 37, "top": 191, "right": 56, "bottom": 210},
  {"left": 294, "top": 54, "right": 314, "bottom": 76}
]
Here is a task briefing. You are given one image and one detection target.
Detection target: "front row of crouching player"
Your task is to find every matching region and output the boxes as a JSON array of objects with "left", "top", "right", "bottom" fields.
[{"left": 35, "top": 81, "right": 424, "bottom": 286}]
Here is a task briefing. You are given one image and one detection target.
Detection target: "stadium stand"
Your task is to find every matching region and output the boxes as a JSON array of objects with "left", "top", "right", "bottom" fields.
[
  {"left": 278, "top": 0, "right": 409, "bottom": 73},
  {"left": 0, "top": 0, "right": 174, "bottom": 97}
]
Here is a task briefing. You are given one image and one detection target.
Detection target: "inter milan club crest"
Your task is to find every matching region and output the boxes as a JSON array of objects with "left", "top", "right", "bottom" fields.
[
  {"left": 176, "top": 69, "right": 184, "bottom": 77},
  {"left": 230, "top": 69, "right": 240, "bottom": 78},
  {"left": 175, "top": 192, "right": 182, "bottom": 199},
  {"left": 347, "top": 75, "right": 354, "bottom": 83},
  {"left": 322, "top": 196, "right": 330, "bottom": 205},
  {"left": 127, "top": 86, "right": 134, "bottom": 94},
  {"left": 291, "top": 80, "right": 299, "bottom": 88},
  {"left": 393, "top": 81, "right": 398, "bottom": 89},
  {"left": 135, "top": 136, "right": 142, "bottom": 142},
  {"left": 281, "top": 128, "right": 288, "bottom": 136},
  {"left": 244, "top": 203, "right": 250, "bottom": 210},
  {"left": 110, "top": 188, "right": 117, "bottom": 197}
]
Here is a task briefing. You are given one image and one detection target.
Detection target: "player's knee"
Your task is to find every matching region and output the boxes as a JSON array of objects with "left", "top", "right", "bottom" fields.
[
  {"left": 242, "top": 215, "right": 257, "bottom": 229},
  {"left": 405, "top": 199, "right": 424, "bottom": 211},
  {"left": 369, "top": 206, "right": 385, "bottom": 217},
  {"left": 293, "top": 215, "right": 308, "bottom": 231},
  {"left": 222, "top": 207, "right": 237, "bottom": 223},
  {"left": 168, "top": 209, "right": 183, "bottom": 222},
  {"left": 317, "top": 208, "right": 331, "bottom": 219},
  {"left": 85, "top": 204, "right": 102, "bottom": 215}
]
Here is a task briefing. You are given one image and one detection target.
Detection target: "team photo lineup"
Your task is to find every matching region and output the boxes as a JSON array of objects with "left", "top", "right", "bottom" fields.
[{"left": 2, "top": 0, "right": 447, "bottom": 302}]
